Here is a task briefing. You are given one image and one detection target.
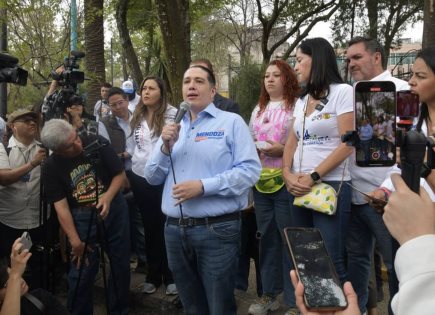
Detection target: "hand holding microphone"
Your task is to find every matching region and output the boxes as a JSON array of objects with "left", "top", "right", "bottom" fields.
[{"left": 162, "top": 102, "right": 191, "bottom": 153}]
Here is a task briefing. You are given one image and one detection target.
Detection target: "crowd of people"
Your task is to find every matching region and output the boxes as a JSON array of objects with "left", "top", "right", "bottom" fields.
[{"left": 0, "top": 36, "right": 434, "bottom": 315}]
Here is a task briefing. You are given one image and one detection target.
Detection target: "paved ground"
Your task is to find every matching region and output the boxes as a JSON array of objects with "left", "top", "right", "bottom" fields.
[{"left": 53, "top": 260, "right": 389, "bottom": 315}]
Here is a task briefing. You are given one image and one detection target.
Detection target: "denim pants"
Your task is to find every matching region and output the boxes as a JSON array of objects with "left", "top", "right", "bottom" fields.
[
  {"left": 254, "top": 186, "right": 295, "bottom": 306},
  {"left": 289, "top": 181, "right": 351, "bottom": 282},
  {"left": 165, "top": 217, "right": 241, "bottom": 315},
  {"left": 346, "top": 203, "right": 398, "bottom": 313},
  {"left": 67, "top": 192, "right": 131, "bottom": 315}
]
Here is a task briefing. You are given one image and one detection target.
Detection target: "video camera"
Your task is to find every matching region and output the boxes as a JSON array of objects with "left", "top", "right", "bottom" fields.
[
  {"left": 0, "top": 52, "right": 28, "bottom": 86},
  {"left": 42, "top": 51, "right": 85, "bottom": 121},
  {"left": 50, "top": 50, "right": 85, "bottom": 87}
]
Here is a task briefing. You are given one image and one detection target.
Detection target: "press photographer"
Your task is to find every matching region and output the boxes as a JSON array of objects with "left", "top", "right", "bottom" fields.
[
  {"left": 41, "top": 51, "right": 85, "bottom": 122},
  {"left": 40, "top": 119, "right": 130, "bottom": 315},
  {"left": 0, "top": 109, "right": 47, "bottom": 289}
]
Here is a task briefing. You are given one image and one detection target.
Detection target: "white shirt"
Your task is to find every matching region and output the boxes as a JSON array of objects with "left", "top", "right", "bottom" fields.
[
  {"left": 392, "top": 235, "right": 435, "bottom": 315},
  {"left": 0, "top": 137, "right": 45, "bottom": 229},
  {"left": 349, "top": 71, "right": 409, "bottom": 204},
  {"left": 292, "top": 83, "right": 353, "bottom": 181},
  {"left": 129, "top": 105, "right": 177, "bottom": 178},
  {"left": 128, "top": 94, "right": 141, "bottom": 113}
]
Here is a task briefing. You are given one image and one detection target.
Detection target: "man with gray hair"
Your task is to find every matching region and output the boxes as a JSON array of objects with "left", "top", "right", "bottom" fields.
[{"left": 41, "top": 119, "right": 130, "bottom": 315}]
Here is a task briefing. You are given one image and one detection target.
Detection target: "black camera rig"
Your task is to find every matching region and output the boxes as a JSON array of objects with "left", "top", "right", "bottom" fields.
[
  {"left": 0, "top": 52, "right": 28, "bottom": 86},
  {"left": 42, "top": 51, "right": 85, "bottom": 121}
]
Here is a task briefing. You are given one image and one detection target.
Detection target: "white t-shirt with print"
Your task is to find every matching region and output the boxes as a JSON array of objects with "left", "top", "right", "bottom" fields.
[
  {"left": 130, "top": 105, "right": 177, "bottom": 178},
  {"left": 291, "top": 83, "right": 353, "bottom": 181}
]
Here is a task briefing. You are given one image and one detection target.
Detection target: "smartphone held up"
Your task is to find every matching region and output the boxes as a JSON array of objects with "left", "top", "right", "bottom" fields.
[{"left": 354, "top": 81, "right": 420, "bottom": 167}]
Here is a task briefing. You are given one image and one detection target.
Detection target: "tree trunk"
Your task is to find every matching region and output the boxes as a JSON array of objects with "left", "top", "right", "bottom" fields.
[
  {"left": 366, "top": 0, "right": 379, "bottom": 39},
  {"left": 423, "top": 0, "right": 435, "bottom": 48},
  {"left": 156, "top": 0, "right": 191, "bottom": 105},
  {"left": 84, "top": 0, "right": 106, "bottom": 112},
  {"left": 115, "top": 0, "right": 143, "bottom": 86}
]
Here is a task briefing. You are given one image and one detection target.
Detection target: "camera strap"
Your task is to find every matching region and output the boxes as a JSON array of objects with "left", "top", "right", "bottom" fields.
[{"left": 23, "top": 293, "right": 46, "bottom": 313}]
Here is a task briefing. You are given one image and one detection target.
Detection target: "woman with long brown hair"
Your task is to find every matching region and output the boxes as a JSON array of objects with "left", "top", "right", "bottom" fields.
[
  {"left": 128, "top": 76, "right": 177, "bottom": 295},
  {"left": 248, "top": 59, "right": 300, "bottom": 315}
]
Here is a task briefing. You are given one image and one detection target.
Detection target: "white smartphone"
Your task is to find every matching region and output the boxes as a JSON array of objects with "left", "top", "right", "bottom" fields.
[
  {"left": 255, "top": 141, "right": 269, "bottom": 150},
  {"left": 19, "top": 231, "right": 33, "bottom": 253}
]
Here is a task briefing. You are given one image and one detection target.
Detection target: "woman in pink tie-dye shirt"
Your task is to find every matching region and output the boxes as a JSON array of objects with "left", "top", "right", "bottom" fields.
[{"left": 248, "top": 59, "right": 300, "bottom": 314}]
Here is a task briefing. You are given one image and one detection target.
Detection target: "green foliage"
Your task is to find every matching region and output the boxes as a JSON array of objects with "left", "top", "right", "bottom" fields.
[
  {"left": 230, "top": 62, "right": 264, "bottom": 121},
  {"left": 331, "top": 0, "right": 423, "bottom": 50},
  {"left": 4, "top": 0, "right": 73, "bottom": 111}
]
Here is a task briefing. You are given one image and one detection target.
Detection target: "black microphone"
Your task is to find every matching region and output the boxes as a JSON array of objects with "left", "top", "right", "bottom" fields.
[{"left": 174, "top": 102, "right": 191, "bottom": 123}]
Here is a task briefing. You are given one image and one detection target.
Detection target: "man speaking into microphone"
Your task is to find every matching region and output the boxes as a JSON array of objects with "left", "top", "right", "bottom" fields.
[{"left": 145, "top": 65, "right": 261, "bottom": 314}]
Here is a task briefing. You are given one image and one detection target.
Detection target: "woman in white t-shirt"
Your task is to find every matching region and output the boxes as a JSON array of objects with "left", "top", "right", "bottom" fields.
[
  {"left": 282, "top": 37, "right": 354, "bottom": 282},
  {"left": 127, "top": 76, "right": 177, "bottom": 295},
  {"left": 248, "top": 59, "right": 300, "bottom": 313}
]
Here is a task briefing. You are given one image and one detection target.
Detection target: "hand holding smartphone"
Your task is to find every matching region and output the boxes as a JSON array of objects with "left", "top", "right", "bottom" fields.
[
  {"left": 346, "top": 182, "right": 387, "bottom": 208},
  {"left": 284, "top": 227, "right": 347, "bottom": 311}
]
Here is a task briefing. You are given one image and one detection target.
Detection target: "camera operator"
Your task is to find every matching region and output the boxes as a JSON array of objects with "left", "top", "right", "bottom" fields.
[
  {"left": 40, "top": 119, "right": 130, "bottom": 315},
  {"left": 0, "top": 110, "right": 47, "bottom": 289},
  {"left": 66, "top": 95, "right": 97, "bottom": 138}
]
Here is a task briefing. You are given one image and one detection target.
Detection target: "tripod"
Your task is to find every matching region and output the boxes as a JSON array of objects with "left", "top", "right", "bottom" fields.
[{"left": 70, "top": 142, "right": 119, "bottom": 315}]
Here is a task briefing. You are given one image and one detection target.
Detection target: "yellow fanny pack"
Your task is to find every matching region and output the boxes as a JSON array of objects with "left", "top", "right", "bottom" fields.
[{"left": 255, "top": 168, "right": 285, "bottom": 194}]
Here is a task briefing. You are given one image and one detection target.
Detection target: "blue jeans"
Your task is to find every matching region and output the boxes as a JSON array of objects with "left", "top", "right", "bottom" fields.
[
  {"left": 67, "top": 193, "right": 131, "bottom": 315},
  {"left": 289, "top": 181, "right": 351, "bottom": 282},
  {"left": 254, "top": 186, "right": 295, "bottom": 306},
  {"left": 165, "top": 218, "right": 241, "bottom": 315},
  {"left": 346, "top": 203, "right": 398, "bottom": 313}
]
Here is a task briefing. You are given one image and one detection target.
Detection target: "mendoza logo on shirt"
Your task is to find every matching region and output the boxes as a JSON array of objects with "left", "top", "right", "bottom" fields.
[{"left": 195, "top": 129, "right": 225, "bottom": 142}]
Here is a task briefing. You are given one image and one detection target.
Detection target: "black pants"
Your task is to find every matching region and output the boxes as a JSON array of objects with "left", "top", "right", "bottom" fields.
[{"left": 129, "top": 172, "right": 173, "bottom": 287}]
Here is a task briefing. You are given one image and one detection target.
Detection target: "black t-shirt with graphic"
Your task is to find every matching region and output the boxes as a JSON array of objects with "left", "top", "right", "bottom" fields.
[{"left": 42, "top": 135, "right": 123, "bottom": 208}]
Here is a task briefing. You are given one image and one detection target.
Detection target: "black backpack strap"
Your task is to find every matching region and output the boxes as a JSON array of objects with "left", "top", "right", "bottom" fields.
[{"left": 23, "top": 293, "right": 46, "bottom": 313}]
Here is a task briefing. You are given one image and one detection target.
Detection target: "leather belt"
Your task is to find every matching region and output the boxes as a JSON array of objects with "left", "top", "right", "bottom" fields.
[{"left": 167, "top": 211, "right": 240, "bottom": 227}]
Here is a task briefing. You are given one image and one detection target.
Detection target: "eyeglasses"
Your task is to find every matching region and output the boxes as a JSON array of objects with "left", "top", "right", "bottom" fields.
[
  {"left": 14, "top": 117, "right": 37, "bottom": 124},
  {"left": 109, "top": 99, "right": 126, "bottom": 108}
]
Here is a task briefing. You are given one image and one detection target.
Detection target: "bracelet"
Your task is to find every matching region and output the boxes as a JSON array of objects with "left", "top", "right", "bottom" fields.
[
  {"left": 160, "top": 144, "right": 169, "bottom": 156},
  {"left": 29, "top": 161, "right": 37, "bottom": 168}
]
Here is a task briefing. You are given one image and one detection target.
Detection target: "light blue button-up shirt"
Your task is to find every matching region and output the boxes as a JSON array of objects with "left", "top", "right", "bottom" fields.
[{"left": 144, "top": 104, "right": 261, "bottom": 218}]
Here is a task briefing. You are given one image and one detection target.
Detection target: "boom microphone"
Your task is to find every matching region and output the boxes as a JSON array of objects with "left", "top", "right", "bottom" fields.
[{"left": 174, "top": 101, "right": 191, "bottom": 123}]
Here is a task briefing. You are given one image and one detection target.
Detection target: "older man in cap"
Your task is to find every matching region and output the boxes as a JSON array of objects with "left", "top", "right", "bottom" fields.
[{"left": 0, "top": 109, "right": 47, "bottom": 288}]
